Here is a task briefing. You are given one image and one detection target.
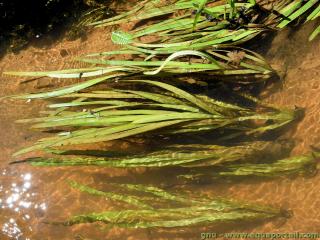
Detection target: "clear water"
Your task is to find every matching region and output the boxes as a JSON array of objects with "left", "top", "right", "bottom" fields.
[{"left": 0, "top": 4, "right": 319, "bottom": 239}]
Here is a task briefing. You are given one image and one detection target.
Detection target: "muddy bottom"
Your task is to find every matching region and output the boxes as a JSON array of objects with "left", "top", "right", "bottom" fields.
[{"left": 0, "top": 8, "right": 319, "bottom": 240}]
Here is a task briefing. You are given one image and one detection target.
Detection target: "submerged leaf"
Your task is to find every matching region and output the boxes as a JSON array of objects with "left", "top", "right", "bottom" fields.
[
  {"left": 193, "top": 0, "right": 209, "bottom": 31},
  {"left": 111, "top": 31, "right": 134, "bottom": 45},
  {"left": 12, "top": 79, "right": 300, "bottom": 156},
  {"left": 27, "top": 141, "right": 294, "bottom": 169},
  {"left": 52, "top": 182, "right": 289, "bottom": 229},
  {"left": 68, "top": 181, "right": 153, "bottom": 209}
]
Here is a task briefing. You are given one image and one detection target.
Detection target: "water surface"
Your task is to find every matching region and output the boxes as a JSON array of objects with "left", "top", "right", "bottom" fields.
[{"left": 0, "top": 5, "right": 319, "bottom": 239}]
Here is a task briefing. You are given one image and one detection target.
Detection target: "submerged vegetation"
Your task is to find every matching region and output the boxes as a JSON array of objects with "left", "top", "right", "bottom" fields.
[
  {"left": 4, "top": 48, "right": 273, "bottom": 98},
  {"left": 25, "top": 140, "right": 293, "bottom": 167},
  {"left": 12, "top": 80, "right": 302, "bottom": 157},
  {"left": 3, "top": 0, "right": 319, "bottom": 233},
  {"left": 53, "top": 181, "right": 290, "bottom": 228},
  {"left": 177, "top": 153, "right": 319, "bottom": 182},
  {"left": 94, "top": 0, "right": 320, "bottom": 50}
]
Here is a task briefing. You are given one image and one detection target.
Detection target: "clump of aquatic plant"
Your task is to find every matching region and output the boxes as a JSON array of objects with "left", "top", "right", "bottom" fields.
[
  {"left": 94, "top": 0, "right": 266, "bottom": 55},
  {"left": 90, "top": 0, "right": 319, "bottom": 55},
  {"left": 13, "top": 80, "right": 302, "bottom": 156},
  {"left": 276, "top": 0, "right": 320, "bottom": 41},
  {"left": 178, "top": 152, "right": 319, "bottom": 182},
  {"left": 20, "top": 143, "right": 319, "bottom": 181},
  {"left": 216, "top": 153, "right": 319, "bottom": 177},
  {"left": 81, "top": 48, "right": 272, "bottom": 77},
  {"left": 24, "top": 140, "right": 293, "bottom": 167},
  {"left": 53, "top": 181, "right": 290, "bottom": 228},
  {"left": 4, "top": 48, "right": 273, "bottom": 99}
]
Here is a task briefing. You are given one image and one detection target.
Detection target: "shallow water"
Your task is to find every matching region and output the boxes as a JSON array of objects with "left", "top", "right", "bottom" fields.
[{"left": 0, "top": 3, "right": 320, "bottom": 239}]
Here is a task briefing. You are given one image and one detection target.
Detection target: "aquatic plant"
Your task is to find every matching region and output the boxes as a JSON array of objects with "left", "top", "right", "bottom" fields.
[
  {"left": 13, "top": 80, "right": 301, "bottom": 156},
  {"left": 276, "top": 0, "right": 320, "bottom": 41},
  {"left": 5, "top": 0, "right": 317, "bottom": 97},
  {"left": 23, "top": 140, "right": 292, "bottom": 167},
  {"left": 79, "top": 49, "right": 272, "bottom": 77},
  {"left": 92, "top": 0, "right": 319, "bottom": 49},
  {"left": 178, "top": 152, "right": 319, "bottom": 182},
  {"left": 53, "top": 181, "right": 290, "bottom": 228},
  {"left": 4, "top": 48, "right": 272, "bottom": 101},
  {"left": 2, "top": 1, "right": 318, "bottom": 237},
  {"left": 18, "top": 142, "right": 318, "bottom": 180}
]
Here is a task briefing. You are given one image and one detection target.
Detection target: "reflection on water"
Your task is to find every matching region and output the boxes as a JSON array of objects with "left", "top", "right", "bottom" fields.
[{"left": 0, "top": 170, "right": 47, "bottom": 239}]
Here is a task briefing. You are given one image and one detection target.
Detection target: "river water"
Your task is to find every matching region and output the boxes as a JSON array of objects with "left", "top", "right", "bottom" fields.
[{"left": 0, "top": 2, "right": 319, "bottom": 239}]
